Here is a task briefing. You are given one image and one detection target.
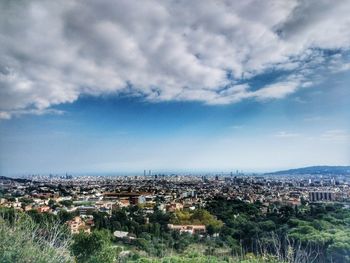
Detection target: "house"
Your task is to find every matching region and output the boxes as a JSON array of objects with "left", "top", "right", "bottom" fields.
[
  {"left": 166, "top": 202, "right": 183, "bottom": 212},
  {"left": 37, "top": 206, "right": 51, "bottom": 213},
  {"left": 113, "top": 230, "right": 129, "bottom": 238},
  {"left": 113, "top": 230, "right": 135, "bottom": 241},
  {"left": 118, "top": 199, "right": 130, "bottom": 207},
  {"left": 77, "top": 206, "right": 97, "bottom": 215},
  {"left": 67, "top": 216, "right": 91, "bottom": 234},
  {"left": 167, "top": 224, "right": 206, "bottom": 235},
  {"left": 24, "top": 204, "right": 33, "bottom": 211}
]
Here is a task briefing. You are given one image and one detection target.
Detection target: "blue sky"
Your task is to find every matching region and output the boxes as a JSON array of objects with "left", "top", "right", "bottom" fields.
[
  {"left": 1, "top": 69, "right": 349, "bottom": 175},
  {"left": 0, "top": 1, "right": 350, "bottom": 175}
]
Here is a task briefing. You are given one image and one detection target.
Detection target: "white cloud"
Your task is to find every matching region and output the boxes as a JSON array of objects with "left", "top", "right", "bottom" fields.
[
  {"left": 230, "top": 125, "right": 245, "bottom": 130},
  {"left": 1, "top": 0, "right": 350, "bottom": 118},
  {"left": 328, "top": 53, "right": 350, "bottom": 73},
  {"left": 303, "top": 116, "right": 326, "bottom": 122},
  {"left": 0, "top": 111, "right": 11, "bottom": 120},
  {"left": 0, "top": 108, "right": 65, "bottom": 120},
  {"left": 321, "top": 129, "right": 350, "bottom": 142},
  {"left": 252, "top": 80, "right": 300, "bottom": 100},
  {"left": 274, "top": 131, "right": 301, "bottom": 138}
]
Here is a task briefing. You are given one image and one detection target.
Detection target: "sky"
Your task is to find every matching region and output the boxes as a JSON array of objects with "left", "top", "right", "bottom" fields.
[{"left": 0, "top": 0, "right": 350, "bottom": 176}]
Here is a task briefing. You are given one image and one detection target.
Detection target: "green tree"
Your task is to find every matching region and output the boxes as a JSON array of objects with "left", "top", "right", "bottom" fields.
[
  {"left": 60, "top": 200, "right": 73, "bottom": 207},
  {"left": 71, "top": 230, "right": 116, "bottom": 263}
]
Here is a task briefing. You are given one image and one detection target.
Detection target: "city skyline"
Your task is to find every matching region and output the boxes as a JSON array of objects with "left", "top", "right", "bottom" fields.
[{"left": 1, "top": 1, "right": 350, "bottom": 175}]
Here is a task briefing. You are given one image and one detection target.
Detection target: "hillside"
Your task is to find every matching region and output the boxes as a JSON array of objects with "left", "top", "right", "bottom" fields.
[{"left": 266, "top": 165, "right": 350, "bottom": 175}]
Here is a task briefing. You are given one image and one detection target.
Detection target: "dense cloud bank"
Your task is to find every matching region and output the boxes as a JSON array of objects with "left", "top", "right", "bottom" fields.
[{"left": 1, "top": 0, "right": 350, "bottom": 118}]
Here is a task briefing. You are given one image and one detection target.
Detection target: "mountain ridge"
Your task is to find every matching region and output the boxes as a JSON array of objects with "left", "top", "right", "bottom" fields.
[{"left": 266, "top": 165, "right": 350, "bottom": 175}]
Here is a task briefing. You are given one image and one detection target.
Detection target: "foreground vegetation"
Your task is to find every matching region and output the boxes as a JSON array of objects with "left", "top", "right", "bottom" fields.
[
  {"left": 0, "top": 211, "right": 72, "bottom": 263},
  {"left": 1, "top": 199, "right": 350, "bottom": 262}
]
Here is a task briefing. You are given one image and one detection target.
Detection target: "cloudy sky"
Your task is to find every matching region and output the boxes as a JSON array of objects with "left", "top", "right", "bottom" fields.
[{"left": 0, "top": 0, "right": 349, "bottom": 175}]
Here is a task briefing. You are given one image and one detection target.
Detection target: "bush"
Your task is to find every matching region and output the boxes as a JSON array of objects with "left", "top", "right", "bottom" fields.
[
  {"left": 0, "top": 211, "right": 73, "bottom": 263},
  {"left": 71, "top": 229, "right": 117, "bottom": 263}
]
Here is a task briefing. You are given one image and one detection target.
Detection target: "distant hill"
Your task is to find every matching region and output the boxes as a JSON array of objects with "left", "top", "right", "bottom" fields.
[{"left": 266, "top": 166, "right": 350, "bottom": 175}]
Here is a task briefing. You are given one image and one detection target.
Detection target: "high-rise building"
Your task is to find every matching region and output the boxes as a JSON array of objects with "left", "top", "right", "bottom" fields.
[{"left": 309, "top": 191, "right": 335, "bottom": 202}]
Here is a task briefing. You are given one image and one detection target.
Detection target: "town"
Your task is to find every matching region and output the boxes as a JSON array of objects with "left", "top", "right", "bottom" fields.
[{"left": 1, "top": 172, "right": 349, "bottom": 235}]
